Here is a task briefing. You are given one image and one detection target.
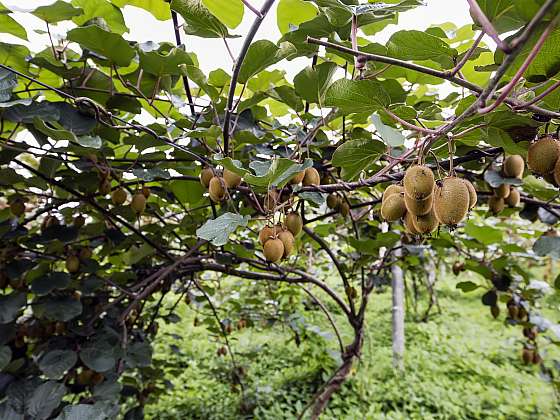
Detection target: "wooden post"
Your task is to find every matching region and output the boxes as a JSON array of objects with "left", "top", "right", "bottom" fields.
[{"left": 391, "top": 246, "right": 405, "bottom": 370}]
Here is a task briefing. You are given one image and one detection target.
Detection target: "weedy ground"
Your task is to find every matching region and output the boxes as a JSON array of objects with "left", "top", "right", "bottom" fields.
[{"left": 146, "top": 271, "right": 560, "bottom": 420}]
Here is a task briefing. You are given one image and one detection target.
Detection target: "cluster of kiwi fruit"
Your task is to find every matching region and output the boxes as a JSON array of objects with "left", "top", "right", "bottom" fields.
[
  {"left": 8, "top": 195, "right": 27, "bottom": 217},
  {"left": 200, "top": 167, "right": 242, "bottom": 202},
  {"left": 488, "top": 155, "right": 524, "bottom": 214},
  {"left": 110, "top": 186, "right": 149, "bottom": 215},
  {"left": 326, "top": 193, "right": 350, "bottom": 217},
  {"left": 258, "top": 211, "right": 303, "bottom": 263},
  {"left": 65, "top": 247, "right": 92, "bottom": 274},
  {"left": 381, "top": 165, "right": 476, "bottom": 233},
  {"left": 527, "top": 135, "right": 560, "bottom": 186}
]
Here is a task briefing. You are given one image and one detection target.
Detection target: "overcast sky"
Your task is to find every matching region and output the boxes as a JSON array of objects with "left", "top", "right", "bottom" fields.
[{"left": 3, "top": 0, "right": 472, "bottom": 82}]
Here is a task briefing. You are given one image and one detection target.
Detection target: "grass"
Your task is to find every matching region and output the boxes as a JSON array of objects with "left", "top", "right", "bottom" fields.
[{"left": 145, "top": 272, "right": 559, "bottom": 419}]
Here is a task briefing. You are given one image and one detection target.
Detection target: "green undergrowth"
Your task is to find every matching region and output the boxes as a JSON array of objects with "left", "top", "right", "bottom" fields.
[{"left": 145, "top": 274, "right": 559, "bottom": 419}]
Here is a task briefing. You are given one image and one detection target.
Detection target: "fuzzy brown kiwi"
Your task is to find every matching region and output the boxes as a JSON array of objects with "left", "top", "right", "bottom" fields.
[
  {"left": 433, "top": 177, "right": 470, "bottom": 225},
  {"left": 503, "top": 155, "right": 525, "bottom": 179},
  {"left": 200, "top": 167, "right": 214, "bottom": 188},
  {"left": 264, "top": 189, "right": 279, "bottom": 212},
  {"left": 339, "top": 201, "right": 350, "bottom": 217},
  {"left": 505, "top": 188, "right": 520, "bottom": 207},
  {"left": 111, "top": 188, "right": 127, "bottom": 205},
  {"left": 278, "top": 230, "right": 295, "bottom": 257},
  {"left": 382, "top": 184, "right": 405, "bottom": 204},
  {"left": 9, "top": 199, "right": 25, "bottom": 216},
  {"left": 403, "top": 165, "right": 435, "bottom": 199},
  {"left": 381, "top": 193, "right": 406, "bottom": 221},
  {"left": 285, "top": 212, "right": 303, "bottom": 236},
  {"left": 290, "top": 171, "right": 305, "bottom": 185},
  {"left": 326, "top": 194, "right": 341, "bottom": 210},
  {"left": 554, "top": 157, "right": 560, "bottom": 186},
  {"left": 463, "top": 179, "right": 477, "bottom": 210},
  {"left": 223, "top": 169, "right": 242, "bottom": 188},
  {"left": 98, "top": 178, "right": 111, "bottom": 195},
  {"left": 142, "top": 186, "right": 151, "bottom": 198},
  {"left": 302, "top": 167, "right": 320, "bottom": 186},
  {"left": 73, "top": 215, "right": 85, "bottom": 228},
  {"left": 130, "top": 193, "right": 147, "bottom": 214},
  {"left": 403, "top": 211, "right": 419, "bottom": 235},
  {"left": 412, "top": 209, "right": 439, "bottom": 234},
  {"left": 65, "top": 255, "right": 80, "bottom": 273},
  {"left": 404, "top": 193, "right": 433, "bottom": 216},
  {"left": 488, "top": 195, "right": 505, "bottom": 215},
  {"left": 527, "top": 137, "right": 560, "bottom": 175},
  {"left": 494, "top": 184, "right": 511, "bottom": 199},
  {"left": 263, "top": 238, "right": 284, "bottom": 263},
  {"left": 79, "top": 247, "right": 92, "bottom": 261},
  {"left": 208, "top": 176, "right": 226, "bottom": 202},
  {"left": 259, "top": 225, "right": 277, "bottom": 245}
]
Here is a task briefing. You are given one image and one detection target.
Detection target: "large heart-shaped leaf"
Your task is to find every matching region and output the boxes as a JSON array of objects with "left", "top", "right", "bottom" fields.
[
  {"left": 324, "top": 79, "right": 390, "bottom": 114},
  {"left": 67, "top": 25, "right": 135, "bottom": 67},
  {"left": 196, "top": 212, "right": 250, "bottom": 246}
]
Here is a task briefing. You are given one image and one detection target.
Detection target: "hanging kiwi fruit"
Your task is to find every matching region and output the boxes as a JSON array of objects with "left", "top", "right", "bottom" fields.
[
  {"left": 403, "top": 165, "right": 435, "bottom": 200},
  {"left": 263, "top": 238, "right": 284, "bottom": 263},
  {"left": 302, "top": 167, "right": 321, "bottom": 186},
  {"left": 278, "top": 230, "right": 295, "bottom": 257},
  {"left": 488, "top": 195, "right": 505, "bottom": 215},
  {"left": 381, "top": 192, "right": 406, "bottom": 221},
  {"left": 130, "top": 193, "right": 147, "bottom": 215},
  {"left": 223, "top": 169, "right": 242, "bottom": 188},
  {"left": 433, "top": 177, "right": 470, "bottom": 226},
  {"left": 412, "top": 209, "right": 439, "bottom": 234},
  {"left": 65, "top": 255, "right": 80, "bottom": 273},
  {"left": 494, "top": 184, "right": 511, "bottom": 199},
  {"left": 111, "top": 188, "right": 127, "bottom": 206},
  {"left": 527, "top": 136, "right": 560, "bottom": 175},
  {"left": 502, "top": 155, "right": 525, "bottom": 179},
  {"left": 208, "top": 176, "right": 226, "bottom": 202},
  {"left": 285, "top": 212, "right": 303, "bottom": 236},
  {"left": 290, "top": 170, "right": 305, "bottom": 185},
  {"left": 200, "top": 167, "right": 214, "bottom": 187},
  {"left": 326, "top": 193, "right": 341, "bottom": 210},
  {"left": 505, "top": 188, "right": 521, "bottom": 207}
]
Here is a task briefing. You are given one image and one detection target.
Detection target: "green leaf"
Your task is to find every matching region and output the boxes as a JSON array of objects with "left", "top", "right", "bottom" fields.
[
  {"left": 483, "top": 169, "right": 522, "bottom": 189},
  {"left": 277, "top": 0, "right": 317, "bottom": 34},
  {"left": 269, "top": 86, "right": 304, "bottom": 112},
  {"left": 476, "top": 0, "right": 525, "bottom": 33},
  {"left": 324, "top": 79, "right": 390, "bottom": 114},
  {"left": 111, "top": 0, "right": 171, "bottom": 20},
  {"left": 196, "top": 212, "right": 250, "bottom": 246},
  {"left": 464, "top": 221, "right": 503, "bottom": 245},
  {"left": 202, "top": 0, "right": 244, "bottom": 28},
  {"left": 67, "top": 25, "right": 135, "bottom": 67},
  {"left": 77, "top": 135, "right": 102, "bottom": 149},
  {"left": 139, "top": 42, "right": 194, "bottom": 76},
  {"left": 126, "top": 342, "right": 152, "bottom": 368},
  {"left": 33, "top": 0, "right": 83, "bottom": 23},
  {"left": 38, "top": 350, "right": 77, "bottom": 379},
  {"left": 533, "top": 235, "right": 560, "bottom": 259},
  {"left": 456, "top": 281, "right": 480, "bottom": 293},
  {"left": 34, "top": 297, "right": 83, "bottom": 322},
  {"left": 0, "top": 67, "right": 17, "bottom": 102},
  {"left": 33, "top": 118, "right": 77, "bottom": 142},
  {"left": 0, "top": 3, "right": 27, "bottom": 40},
  {"left": 28, "top": 381, "right": 66, "bottom": 420},
  {"left": 238, "top": 41, "right": 297, "bottom": 83},
  {"left": 80, "top": 340, "right": 119, "bottom": 372},
  {"left": 371, "top": 114, "right": 405, "bottom": 146},
  {"left": 72, "top": 0, "right": 128, "bottom": 34},
  {"left": 387, "top": 30, "right": 457, "bottom": 67},
  {"left": 0, "top": 292, "right": 26, "bottom": 324},
  {"left": 171, "top": 0, "right": 234, "bottom": 38},
  {"left": 0, "top": 42, "right": 30, "bottom": 72},
  {"left": 31, "top": 272, "right": 71, "bottom": 296},
  {"left": 293, "top": 62, "right": 337, "bottom": 104},
  {"left": 0, "top": 345, "right": 11, "bottom": 370},
  {"left": 332, "top": 138, "right": 385, "bottom": 180},
  {"left": 170, "top": 180, "right": 204, "bottom": 205},
  {"left": 55, "top": 404, "right": 107, "bottom": 420}
]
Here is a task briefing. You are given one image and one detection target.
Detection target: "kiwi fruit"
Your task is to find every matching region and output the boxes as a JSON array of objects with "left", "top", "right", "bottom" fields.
[
  {"left": 527, "top": 137, "right": 560, "bottom": 175},
  {"left": 340, "top": 201, "right": 350, "bottom": 217},
  {"left": 73, "top": 215, "right": 86, "bottom": 228},
  {"left": 505, "top": 188, "right": 520, "bottom": 207},
  {"left": 66, "top": 255, "right": 80, "bottom": 273},
  {"left": 327, "top": 194, "right": 341, "bottom": 210},
  {"left": 142, "top": 186, "right": 151, "bottom": 198},
  {"left": 381, "top": 193, "right": 406, "bottom": 221},
  {"left": 404, "top": 193, "right": 433, "bottom": 216},
  {"left": 208, "top": 177, "right": 226, "bottom": 202},
  {"left": 131, "top": 193, "right": 147, "bottom": 214},
  {"left": 302, "top": 167, "right": 320, "bottom": 186},
  {"left": 223, "top": 169, "right": 242, "bottom": 188},
  {"left": 522, "top": 348, "right": 533, "bottom": 365},
  {"left": 98, "top": 178, "right": 111, "bottom": 195},
  {"left": 433, "top": 177, "right": 470, "bottom": 225},
  {"left": 278, "top": 230, "right": 295, "bottom": 257},
  {"left": 404, "top": 165, "right": 435, "bottom": 199},
  {"left": 259, "top": 225, "right": 279, "bottom": 245},
  {"left": 111, "top": 188, "right": 127, "bottom": 205},
  {"left": 200, "top": 167, "right": 214, "bottom": 187},
  {"left": 286, "top": 212, "right": 303, "bottom": 236},
  {"left": 290, "top": 171, "right": 305, "bottom": 185},
  {"left": 488, "top": 195, "right": 505, "bottom": 214},
  {"left": 494, "top": 184, "right": 511, "bottom": 199},
  {"left": 404, "top": 211, "right": 419, "bottom": 235},
  {"left": 554, "top": 158, "right": 560, "bottom": 186},
  {"left": 503, "top": 155, "right": 525, "bottom": 179},
  {"left": 263, "top": 238, "right": 284, "bottom": 263},
  {"left": 412, "top": 209, "right": 439, "bottom": 234},
  {"left": 264, "top": 190, "right": 279, "bottom": 212},
  {"left": 41, "top": 215, "right": 59, "bottom": 232},
  {"left": 9, "top": 199, "right": 25, "bottom": 216},
  {"left": 79, "top": 247, "right": 92, "bottom": 261},
  {"left": 77, "top": 369, "right": 94, "bottom": 385},
  {"left": 463, "top": 179, "right": 477, "bottom": 210},
  {"left": 382, "top": 184, "right": 404, "bottom": 204}
]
